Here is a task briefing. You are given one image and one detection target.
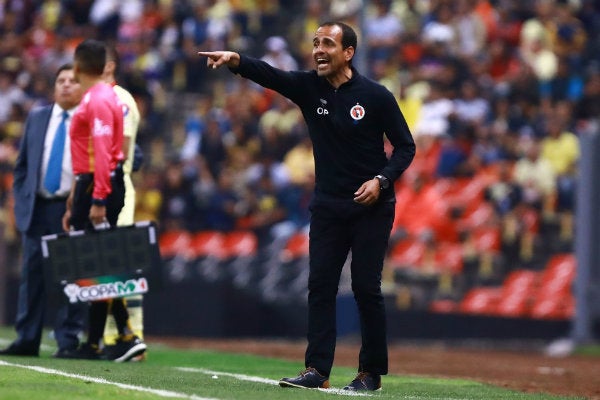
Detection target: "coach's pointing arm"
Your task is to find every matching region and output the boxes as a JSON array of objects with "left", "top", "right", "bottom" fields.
[{"left": 198, "top": 51, "right": 241, "bottom": 69}]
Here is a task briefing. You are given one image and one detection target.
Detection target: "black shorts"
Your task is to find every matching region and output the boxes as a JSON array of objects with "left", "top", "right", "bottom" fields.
[{"left": 70, "top": 166, "right": 125, "bottom": 231}]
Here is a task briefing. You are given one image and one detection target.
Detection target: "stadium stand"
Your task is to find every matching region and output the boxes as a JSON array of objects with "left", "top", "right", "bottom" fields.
[{"left": 2, "top": 0, "right": 599, "bottom": 323}]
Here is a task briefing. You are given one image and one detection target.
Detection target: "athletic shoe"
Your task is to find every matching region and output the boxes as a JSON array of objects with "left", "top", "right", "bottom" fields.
[
  {"left": 54, "top": 343, "right": 103, "bottom": 360},
  {"left": 279, "top": 367, "right": 330, "bottom": 389},
  {"left": 105, "top": 335, "right": 147, "bottom": 362},
  {"left": 343, "top": 372, "right": 382, "bottom": 391},
  {"left": 0, "top": 342, "right": 39, "bottom": 357}
]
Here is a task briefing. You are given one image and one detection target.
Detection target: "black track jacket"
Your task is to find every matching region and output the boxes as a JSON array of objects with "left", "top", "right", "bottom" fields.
[{"left": 231, "top": 55, "right": 416, "bottom": 202}]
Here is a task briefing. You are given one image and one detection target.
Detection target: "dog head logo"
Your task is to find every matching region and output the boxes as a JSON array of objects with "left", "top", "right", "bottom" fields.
[{"left": 350, "top": 104, "right": 365, "bottom": 121}]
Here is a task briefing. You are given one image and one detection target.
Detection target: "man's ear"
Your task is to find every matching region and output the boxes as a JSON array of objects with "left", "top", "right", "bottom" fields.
[{"left": 344, "top": 46, "right": 355, "bottom": 62}]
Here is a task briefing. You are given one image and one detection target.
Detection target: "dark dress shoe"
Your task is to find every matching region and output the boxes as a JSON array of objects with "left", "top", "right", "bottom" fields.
[
  {"left": 0, "top": 343, "right": 39, "bottom": 356},
  {"left": 53, "top": 346, "right": 99, "bottom": 359},
  {"left": 53, "top": 347, "right": 77, "bottom": 358}
]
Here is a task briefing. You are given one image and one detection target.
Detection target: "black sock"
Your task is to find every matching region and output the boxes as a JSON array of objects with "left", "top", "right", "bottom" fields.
[
  {"left": 112, "top": 298, "right": 133, "bottom": 337},
  {"left": 87, "top": 301, "right": 109, "bottom": 346}
]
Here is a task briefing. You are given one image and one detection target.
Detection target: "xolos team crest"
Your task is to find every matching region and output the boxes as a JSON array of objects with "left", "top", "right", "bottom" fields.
[{"left": 350, "top": 104, "right": 365, "bottom": 121}]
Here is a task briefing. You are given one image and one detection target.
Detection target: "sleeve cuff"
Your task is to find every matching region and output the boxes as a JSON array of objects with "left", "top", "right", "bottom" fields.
[{"left": 91, "top": 198, "right": 106, "bottom": 206}]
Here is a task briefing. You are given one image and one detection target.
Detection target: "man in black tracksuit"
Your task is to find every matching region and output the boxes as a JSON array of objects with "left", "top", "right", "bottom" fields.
[{"left": 200, "top": 21, "right": 415, "bottom": 391}]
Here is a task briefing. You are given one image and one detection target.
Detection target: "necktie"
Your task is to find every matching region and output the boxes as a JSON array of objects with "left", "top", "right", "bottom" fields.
[{"left": 44, "top": 110, "right": 68, "bottom": 194}]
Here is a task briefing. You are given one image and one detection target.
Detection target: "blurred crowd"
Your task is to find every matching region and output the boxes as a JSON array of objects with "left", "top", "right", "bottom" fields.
[{"left": 0, "top": 0, "right": 599, "bottom": 285}]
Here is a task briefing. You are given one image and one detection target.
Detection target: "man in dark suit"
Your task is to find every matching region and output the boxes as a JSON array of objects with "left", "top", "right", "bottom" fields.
[{"left": 0, "top": 64, "right": 85, "bottom": 357}]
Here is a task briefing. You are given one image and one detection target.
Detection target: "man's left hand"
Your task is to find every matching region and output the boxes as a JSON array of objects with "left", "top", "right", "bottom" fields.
[{"left": 353, "top": 178, "right": 380, "bottom": 205}]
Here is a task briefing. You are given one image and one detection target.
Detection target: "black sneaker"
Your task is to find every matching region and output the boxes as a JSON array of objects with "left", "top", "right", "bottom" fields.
[
  {"left": 343, "top": 372, "right": 382, "bottom": 391},
  {"left": 0, "top": 342, "right": 39, "bottom": 357},
  {"left": 105, "top": 336, "right": 147, "bottom": 362},
  {"left": 54, "top": 343, "right": 103, "bottom": 360},
  {"left": 279, "top": 367, "right": 330, "bottom": 389}
]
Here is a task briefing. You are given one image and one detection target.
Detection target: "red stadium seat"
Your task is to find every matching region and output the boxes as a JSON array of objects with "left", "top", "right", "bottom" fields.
[
  {"left": 459, "top": 287, "right": 502, "bottom": 315},
  {"left": 434, "top": 241, "right": 464, "bottom": 274},
  {"left": 158, "top": 230, "right": 191, "bottom": 258},
  {"left": 444, "top": 177, "right": 486, "bottom": 211},
  {"left": 389, "top": 238, "right": 427, "bottom": 269},
  {"left": 471, "top": 226, "right": 502, "bottom": 253},
  {"left": 392, "top": 180, "right": 455, "bottom": 241},
  {"left": 223, "top": 230, "right": 258, "bottom": 258},
  {"left": 530, "top": 294, "right": 575, "bottom": 320},
  {"left": 280, "top": 231, "right": 310, "bottom": 262},
  {"left": 495, "top": 270, "right": 539, "bottom": 317},
  {"left": 186, "top": 231, "right": 226, "bottom": 260},
  {"left": 538, "top": 253, "right": 576, "bottom": 296},
  {"left": 528, "top": 254, "right": 577, "bottom": 320},
  {"left": 429, "top": 299, "right": 458, "bottom": 313},
  {"left": 456, "top": 201, "right": 496, "bottom": 231}
]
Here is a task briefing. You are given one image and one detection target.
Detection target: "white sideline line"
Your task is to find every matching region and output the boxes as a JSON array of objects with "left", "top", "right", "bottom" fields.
[
  {"left": 175, "top": 367, "right": 373, "bottom": 397},
  {"left": 0, "top": 360, "right": 217, "bottom": 400}
]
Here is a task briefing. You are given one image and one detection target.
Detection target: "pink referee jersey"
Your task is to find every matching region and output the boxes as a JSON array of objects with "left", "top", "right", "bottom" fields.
[{"left": 69, "top": 82, "right": 124, "bottom": 200}]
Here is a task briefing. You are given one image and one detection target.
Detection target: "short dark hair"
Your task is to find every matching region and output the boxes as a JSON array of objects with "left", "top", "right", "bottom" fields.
[
  {"left": 55, "top": 63, "right": 73, "bottom": 78},
  {"left": 74, "top": 39, "right": 106, "bottom": 76},
  {"left": 319, "top": 21, "right": 358, "bottom": 52}
]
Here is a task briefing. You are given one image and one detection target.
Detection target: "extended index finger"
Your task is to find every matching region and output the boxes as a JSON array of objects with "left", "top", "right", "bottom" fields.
[{"left": 197, "top": 51, "right": 215, "bottom": 58}]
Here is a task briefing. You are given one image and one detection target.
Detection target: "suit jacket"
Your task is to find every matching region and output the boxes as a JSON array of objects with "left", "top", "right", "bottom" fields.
[{"left": 13, "top": 104, "right": 53, "bottom": 233}]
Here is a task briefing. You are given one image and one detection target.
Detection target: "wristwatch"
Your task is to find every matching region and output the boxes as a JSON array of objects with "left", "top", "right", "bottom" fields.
[{"left": 375, "top": 174, "right": 389, "bottom": 190}]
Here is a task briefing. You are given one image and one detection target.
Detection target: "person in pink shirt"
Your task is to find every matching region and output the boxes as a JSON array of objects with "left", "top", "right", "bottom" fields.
[
  {"left": 60, "top": 39, "right": 145, "bottom": 362},
  {"left": 64, "top": 40, "right": 124, "bottom": 230}
]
